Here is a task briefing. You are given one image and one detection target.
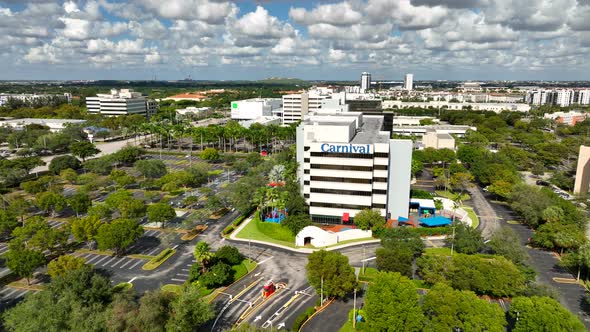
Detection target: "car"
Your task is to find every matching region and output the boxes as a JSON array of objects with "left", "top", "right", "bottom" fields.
[{"left": 536, "top": 180, "right": 550, "bottom": 186}]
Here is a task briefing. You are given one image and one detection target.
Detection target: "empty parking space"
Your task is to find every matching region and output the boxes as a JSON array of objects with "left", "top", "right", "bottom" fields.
[
  {"left": 47, "top": 220, "right": 66, "bottom": 229},
  {"left": 170, "top": 260, "right": 195, "bottom": 284},
  {"left": 0, "top": 243, "right": 9, "bottom": 255},
  {"left": 74, "top": 252, "right": 146, "bottom": 271},
  {"left": 0, "top": 287, "right": 32, "bottom": 303}
]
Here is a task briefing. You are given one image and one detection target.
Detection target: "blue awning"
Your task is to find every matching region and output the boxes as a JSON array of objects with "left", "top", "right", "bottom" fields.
[
  {"left": 419, "top": 216, "right": 451, "bottom": 227},
  {"left": 398, "top": 216, "right": 410, "bottom": 223}
]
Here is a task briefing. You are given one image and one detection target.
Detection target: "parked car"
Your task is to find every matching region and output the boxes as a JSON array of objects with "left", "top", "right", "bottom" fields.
[{"left": 536, "top": 180, "right": 550, "bottom": 186}]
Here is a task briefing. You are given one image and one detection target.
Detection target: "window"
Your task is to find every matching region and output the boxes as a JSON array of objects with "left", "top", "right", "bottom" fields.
[
  {"left": 310, "top": 202, "right": 371, "bottom": 210},
  {"left": 374, "top": 165, "right": 388, "bottom": 170},
  {"left": 304, "top": 194, "right": 310, "bottom": 198},
  {"left": 310, "top": 152, "right": 373, "bottom": 159},
  {"left": 372, "top": 204, "right": 386, "bottom": 209},
  {"left": 304, "top": 169, "right": 310, "bottom": 174},
  {"left": 310, "top": 188, "right": 372, "bottom": 196},
  {"left": 304, "top": 158, "right": 310, "bottom": 163},
  {"left": 374, "top": 153, "right": 389, "bottom": 158},
  {"left": 304, "top": 146, "right": 310, "bottom": 151},
  {"left": 372, "top": 189, "right": 387, "bottom": 195},
  {"left": 304, "top": 180, "right": 310, "bottom": 185},
  {"left": 311, "top": 164, "right": 373, "bottom": 172},
  {"left": 374, "top": 177, "right": 388, "bottom": 182},
  {"left": 310, "top": 176, "right": 372, "bottom": 184}
]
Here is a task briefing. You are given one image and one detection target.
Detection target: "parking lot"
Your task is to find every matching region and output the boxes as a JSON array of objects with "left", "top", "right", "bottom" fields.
[
  {"left": 0, "top": 286, "right": 34, "bottom": 310},
  {"left": 73, "top": 252, "right": 147, "bottom": 271}
]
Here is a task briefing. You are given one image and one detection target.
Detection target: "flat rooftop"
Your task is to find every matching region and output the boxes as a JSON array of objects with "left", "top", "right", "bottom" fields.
[{"left": 351, "top": 116, "right": 389, "bottom": 144}]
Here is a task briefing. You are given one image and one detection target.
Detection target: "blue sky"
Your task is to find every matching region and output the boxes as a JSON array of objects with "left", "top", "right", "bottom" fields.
[{"left": 0, "top": 0, "right": 588, "bottom": 81}]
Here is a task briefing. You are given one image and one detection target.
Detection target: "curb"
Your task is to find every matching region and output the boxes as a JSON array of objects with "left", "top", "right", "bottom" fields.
[
  {"left": 207, "top": 262, "right": 260, "bottom": 304},
  {"left": 298, "top": 298, "right": 335, "bottom": 332}
]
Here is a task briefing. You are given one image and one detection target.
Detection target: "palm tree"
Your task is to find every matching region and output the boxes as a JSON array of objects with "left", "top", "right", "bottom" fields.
[{"left": 194, "top": 241, "right": 213, "bottom": 273}]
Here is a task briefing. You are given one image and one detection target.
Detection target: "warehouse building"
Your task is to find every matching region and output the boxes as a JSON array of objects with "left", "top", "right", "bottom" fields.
[{"left": 296, "top": 112, "right": 412, "bottom": 224}]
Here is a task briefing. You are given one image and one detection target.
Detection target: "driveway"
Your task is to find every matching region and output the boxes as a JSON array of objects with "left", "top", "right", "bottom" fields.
[{"left": 467, "top": 185, "right": 500, "bottom": 239}]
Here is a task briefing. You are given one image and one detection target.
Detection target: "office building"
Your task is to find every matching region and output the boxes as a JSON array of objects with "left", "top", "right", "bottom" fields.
[
  {"left": 282, "top": 91, "right": 328, "bottom": 125},
  {"left": 382, "top": 100, "right": 530, "bottom": 113},
  {"left": 297, "top": 112, "right": 412, "bottom": 224},
  {"left": 422, "top": 130, "right": 455, "bottom": 150},
  {"left": 0, "top": 118, "right": 86, "bottom": 132},
  {"left": 574, "top": 145, "right": 590, "bottom": 195},
  {"left": 525, "top": 89, "right": 590, "bottom": 106},
  {"left": 86, "top": 89, "right": 157, "bottom": 117},
  {"left": 230, "top": 98, "right": 282, "bottom": 121},
  {"left": 543, "top": 111, "right": 588, "bottom": 126},
  {"left": 360, "top": 72, "right": 371, "bottom": 92},
  {"left": 0, "top": 93, "right": 71, "bottom": 106},
  {"left": 404, "top": 74, "right": 414, "bottom": 91}
]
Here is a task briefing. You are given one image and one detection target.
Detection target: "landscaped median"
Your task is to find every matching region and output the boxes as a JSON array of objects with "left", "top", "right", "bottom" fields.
[
  {"left": 113, "top": 282, "right": 133, "bottom": 292},
  {"left": 142, "top": 248, "right": 176, "bottom": 270}
]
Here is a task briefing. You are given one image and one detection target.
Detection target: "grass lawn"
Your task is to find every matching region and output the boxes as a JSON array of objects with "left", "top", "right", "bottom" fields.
[
  {"left": 425, "top": 247, "right": 452, "bottom": 256},
  {"left": 435, "top": 190, "right": 471, "bottom": 201},
  {"left": 161, "top": 284, "right": 183, "bottom": 295},
  {"left": 461, "top": 206, "right": 479, "bottom": 228},
  {"left": 113, "top": 282, "right": 133, "bottom": 292},
  {"left": 232, "top": 259, "right": 258, "bottom": 281},
  {"left": 208, "top": 169, "right": 224, "bottom": 176},
  {"left": 235, "top": 214, "right": 296, "bottom": 247},
  {"left": 507, "top": 220, "right": 521, "bottom": 225},
  {"left": 358, "top": 267, "right": 379, "bottom": 282},
  {"left": 142, "top": 248, "right": 176, "bottom": 270}
]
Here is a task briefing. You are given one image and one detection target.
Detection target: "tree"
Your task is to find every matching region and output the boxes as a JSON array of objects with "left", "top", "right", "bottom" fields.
[
  {"left": 109, "top": 169, "right": 135, "bottom": 188},
  {"left": 49, "top": 155, "right": 81, "bottom": 174},
  {"left": 198, "top": 262, "right": 234, "bottom": 288},
  {"left": 4, "top": 248, "right": 45, "bottom": 285},
  {"left": 35, "top": 191, "right": 67, "bottom": 216},
  {"left": 134, "top": 159, "right": 168, "bottom": 179},
  {"left": 422, "top": 283, "right": 506, "bottom": 332},
  {"left": 68, "top": 192, "right": 91, "bottom": 217},
  {"left": 70, "top": 141, "right": 100, "bottom": 162},
  {"left": 10, "top": 216, "right": 69, "bottom": 255},
  {"left": 84, "top": 157, "right": 113, "bottom": 175},
  {"left": 306, "top": 250, "right": 357, "bottom": 299},
  {"left": 380, "top": 227, "right": 425, "bottom": 256},
  {"left": 165, "top": 284, "right": 214, "bottom": 331},
  {"left": 147, "top": 203, "right": 177, "bottom": 228},
  {"left": 376, "top": 247, "right": 414, "bottom": 277},
  {"left": 47, "top": 255, "right": 87, "bottom": 278},
  {"left": 60, "top": 168, "right": 78, "bottom": 184},
  {"left": 0, "top": 209, "right": 18, "bottom": 239},
  {"left": 96, "top": 219, "right": 144, "bottom": 256},
  {"left": 200, "top": 147, "right": 220, "bottom": 161},
  {"left": 450, "top": 172, "right": 474, "bottom": 197},
  {"left": 215, "top": 245, "right": 243, "bottom": 265},
  {"left": 364, "top": 271, "right": 424, "bottom": 331},
  {"left": 541, "top": 205, "right": 564, "bottom": 223},
  {"left": 509, "top": 296, "right": 585, "bottom": 332},
  {"left": 487, "top": 180, "right": 513, "bottom": 199},
  {"left": 446, "top": 222, "right": 484, "bottom": 254},
  {"left": 488, "top": 227, "right": 528, "bottom": 265},
  {"left": 353, "top": 209, "right": 385, "bottom": 232},
  {"left": 113, "top": 146, "right": 145, "bottom": 165},
  {"left": 194, "top": 241, "right": 214, "bottom": 273},
  {"left": 71, "top": 215, "right": 102, "bottom": 249},
  {"left": 281, "top": 214, "right": 312, "bottom": 235}
]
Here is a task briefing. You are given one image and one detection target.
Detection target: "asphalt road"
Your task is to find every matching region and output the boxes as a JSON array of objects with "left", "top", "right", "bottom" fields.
[
  {"left": 467, "top": 185, "right": 500, "bottom": 239},
  {"left": 489, "top": 197, "right": 590, "bottom": 329}
]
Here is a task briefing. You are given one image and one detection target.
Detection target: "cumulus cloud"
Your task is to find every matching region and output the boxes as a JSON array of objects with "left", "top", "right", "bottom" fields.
[{"left": 136, "top": 0, "right": 236, "bottom": 24}]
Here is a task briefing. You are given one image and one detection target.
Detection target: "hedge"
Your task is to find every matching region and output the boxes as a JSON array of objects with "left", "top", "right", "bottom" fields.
[
  {"left": 142, "top": 248, "right": 177, "bottom": 270},
  {"left": 292, "top": 306, "right": 317, "bottom": 331}
]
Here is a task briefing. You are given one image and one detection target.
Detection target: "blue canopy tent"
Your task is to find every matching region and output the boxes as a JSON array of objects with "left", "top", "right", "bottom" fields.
[{"left": 419, "top": 216, "right": 452, "bottom": 227}]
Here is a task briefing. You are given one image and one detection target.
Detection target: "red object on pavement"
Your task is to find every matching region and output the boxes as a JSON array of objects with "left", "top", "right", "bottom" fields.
[
  {"left": 262, "top": 281, "right": 276, "bottom": 298},
  {"left": 342, "top": 213, "right": 350, "bottom": 223}
]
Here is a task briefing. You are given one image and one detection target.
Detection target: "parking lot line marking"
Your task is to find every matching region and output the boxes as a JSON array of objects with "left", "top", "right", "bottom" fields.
[
  {"left": 171, "top": 278, "right": 185, "bottom": 282},
  {"left": 177, "top": 273, "right": 189, "bottom": 277},
  {"left": 147, "top": 248, "right": 160, "bottom": 256},
  {"left": 93, "top": 255, "right": 110, "bottom": 266},
  {"left": 257, "top": 256, "right": 274, "bottom": 265},
  {"left": 119, "top": 258, "right": 135, "bottom": 269},
  {"left": 103, "top": 256, "right": 118, "bottom": 266},
  {"left": 128, "top": 277, "right": 137, "bottom": 283},
  {"left": 15, "top": 289, "right": 29, "bottom": 298},
  {"left": 128, "top": 260, "right": 143, "bottom": 270},
  {"left": 145, "top": 230, "right": 156, "bottom": 236},
  {"left": 181, "top": 268, "right": 190, "bottom": 272},
  {"left": 84, "top": 255, "right": 103, "bottom": 264},
  {"left": 0, "top": 247, "right": 9, "bottom": 254},
  {"left": 2, "top": 288, "right": 19, "bottom": 299},
  {"left": 111, "top": 258, "right": 126, "bottom": 268}
]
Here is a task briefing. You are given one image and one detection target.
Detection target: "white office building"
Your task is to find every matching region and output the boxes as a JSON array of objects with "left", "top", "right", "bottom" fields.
[
  {"left": 282, "top": 91, "right": 328, "bottom": 125},
  {"left": 86, "top": 89, "right": 157, "bottom": 117},
  {"left": 297, "top": 112, "right": 412, "bottom": 224},
  {"left": 360, "top": 72, "right": 371, "bottom": 92},
  {"left": 0, "top": 118, "right": 86, "bottom": 132},
  {"left": 404, "top": 74, "right": 414, "bottom": 91},
  {"left": 230, "top": 98, "right": 282, "bottom": 121}
]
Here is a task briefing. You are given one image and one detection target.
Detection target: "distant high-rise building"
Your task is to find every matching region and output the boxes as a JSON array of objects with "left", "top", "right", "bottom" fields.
[
  {"left": 86, "top": 89, "right": 157, "bottom": 117},
  {"left": 404, "top": 74, "right": 414, "bottom": 91},
  {"left": 360, "top": 72, "right": 371, "bottom": 92}
]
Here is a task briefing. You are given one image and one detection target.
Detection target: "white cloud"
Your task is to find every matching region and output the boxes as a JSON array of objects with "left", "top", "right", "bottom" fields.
[
  {"left": 289, "top": 2, "right": 363, "bottom": 26},
  {"left": 136, "top": 0, "right": 236, "bottom": 24}
]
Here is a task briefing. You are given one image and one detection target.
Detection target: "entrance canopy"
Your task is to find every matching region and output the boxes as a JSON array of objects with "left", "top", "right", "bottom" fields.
[{"left": 419, "top": 216, "right": 451, "bottom": 227}]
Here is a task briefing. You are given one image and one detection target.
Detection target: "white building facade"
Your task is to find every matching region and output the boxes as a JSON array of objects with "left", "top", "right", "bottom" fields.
[
  {"left": 360, "top": 72, "right": 371, "bottom": 92},
  {"left": 86, "top": 89, "right": 157, "bottom": 117},
  {"left": 230, "top": 98, "right": 282, "bottom": 121},
  {"left": 282, "top": 91, "right": 328, "bottom": 125},
  {"left": 297, "top": 112, "right": 412, "bottom": 224},
  {"left": 404, "top": 74, "right": 414, "bottom": 91}
]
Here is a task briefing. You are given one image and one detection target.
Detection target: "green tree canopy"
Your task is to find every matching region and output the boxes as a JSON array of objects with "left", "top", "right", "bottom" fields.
[
  {"left": 509, "top": 296, "right": 585, "bottom": 332},
  {"left": 47, "top": 254, "right": 88, "bottom": 278},
  {"left": 364, "top": 271, "right": 424, "bottom": 331},
  {"left": 3, "top": 248, "right": 45, "bottom": 285},
  {"left": 200, "top": 147, "right": 220, "bottom": 161},
  {"left": 147, "top": 202, "right": 177, "bottom": 228},
  {"left": 49, "top": 155, "right": 81, "bottom": 174},
  {"left": 305, "top": 250, "right": 357, "bottom": 299},
  {"left": 96, "top": 218, "right": 144, "bottom": 256},
  {"left": 68, "top": 191, "right": 91, "bottom": 217},
  {"left": 69, "top": 141, "right": 100, "bottom": 162},
  {"left": 71, "top": 215, "right": 103, "bottom": 249},
  {"left": 353, "top": 209, "right": 385, "bottom": 232},
  {"left": 134, "top": 159, "right": 168, "bottom": 179},
  {"left": 215, "top": 245, "right": 243, "bottom": 266},
  {"left": 447, "top": 222, "right": 484, "bottom": 254}
]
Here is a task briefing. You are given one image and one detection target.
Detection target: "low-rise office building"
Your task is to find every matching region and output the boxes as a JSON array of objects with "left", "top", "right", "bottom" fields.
[
  {"left": 230, "top": 98, "right": 282, "bottom": 121},
  {"left": 422, "top": 130, "right": 455, "bottom": 150},
  {"left": 297, "top": 112, "right": 412, "bottom": 224},
  {"left": 0, "top": 118, "right": 86, "bottom": 132},
  {"left": 544, "top": 111, "right": 588, "bottom": 126},
  {"left": 382, "top": 100, "right": 530, "bottom": 113},
  {"left": 86, "top": 89, "right": 157, "bottom": 117}
]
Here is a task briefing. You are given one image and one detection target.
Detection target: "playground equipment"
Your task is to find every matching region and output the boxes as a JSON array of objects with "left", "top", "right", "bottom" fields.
[{"left": 262, "top": 208, "right": 287, "bottom": 223}]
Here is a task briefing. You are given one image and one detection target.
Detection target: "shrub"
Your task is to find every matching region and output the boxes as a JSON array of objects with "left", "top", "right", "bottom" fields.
[
  {"left": 292, "top": 306, "right": 317, "bottom": 331},
  {"left": 215, "top": 246, "right": 243, "bottom": 265},
  {"left": 222, "top": 225, "right": 234, "bottom": 235}
]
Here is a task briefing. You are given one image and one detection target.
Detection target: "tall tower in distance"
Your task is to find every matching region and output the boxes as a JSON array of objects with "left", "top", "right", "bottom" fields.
[
  {"left": 360, "top": 72, "right": 371, "bottom": 92},
  {"left": 404, "top": 73, "right": 414, "bottom": 91}
]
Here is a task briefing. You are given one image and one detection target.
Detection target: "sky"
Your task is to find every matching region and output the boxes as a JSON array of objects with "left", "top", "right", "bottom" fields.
[{"left": 0, "top": 0, "right": 589, "bottom": 81}]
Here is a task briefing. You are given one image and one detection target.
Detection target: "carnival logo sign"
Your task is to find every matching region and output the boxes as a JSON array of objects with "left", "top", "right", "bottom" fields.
[{"left": 320, "top": 143, "right": 371, "bottom": 154}]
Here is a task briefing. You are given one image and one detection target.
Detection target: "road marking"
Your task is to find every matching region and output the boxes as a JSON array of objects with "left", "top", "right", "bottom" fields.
[
  {"left": 15, "top": 289, "right": 29, "bottom": 298},
  {"left": 181, "top": 268, "right": 190, "bottom": 272},
  {"left": 2, "top": 288, "right": 19, "bottom": 299},
  {"left": 257, "top": 256, "right": 274, "bottom": 265},
  {"left": 93, "top": 255, "right": 111, "bottom": 266},
  {"left": 119, "top": 258, "right": 135, "bottom": 269},
  {"left": 128, "top": 277, "right": 137, "bottom": 283},
  {"left": 111, "top": 258, "right": 128, "bottom": 268},
  {"left": 85, "top": 254, "right": 105, "bottom": 264},
  {"left": 171, "top": 278, "right": 185, "bottom": 282},
  {"left": 0, "top": 247, "right": 9, "bottom": 254},
  {"left": 128, "top": 260, "right": 143, "bottom": 270},
  {"left": 147, "top": 248, "right": 160, "bottom": 256},
  {"left": 177, "top": 273, "right": 189, "bottom": 277},
  {"left": 103, "top": 256, "right": 118, "bottom": 266}
]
